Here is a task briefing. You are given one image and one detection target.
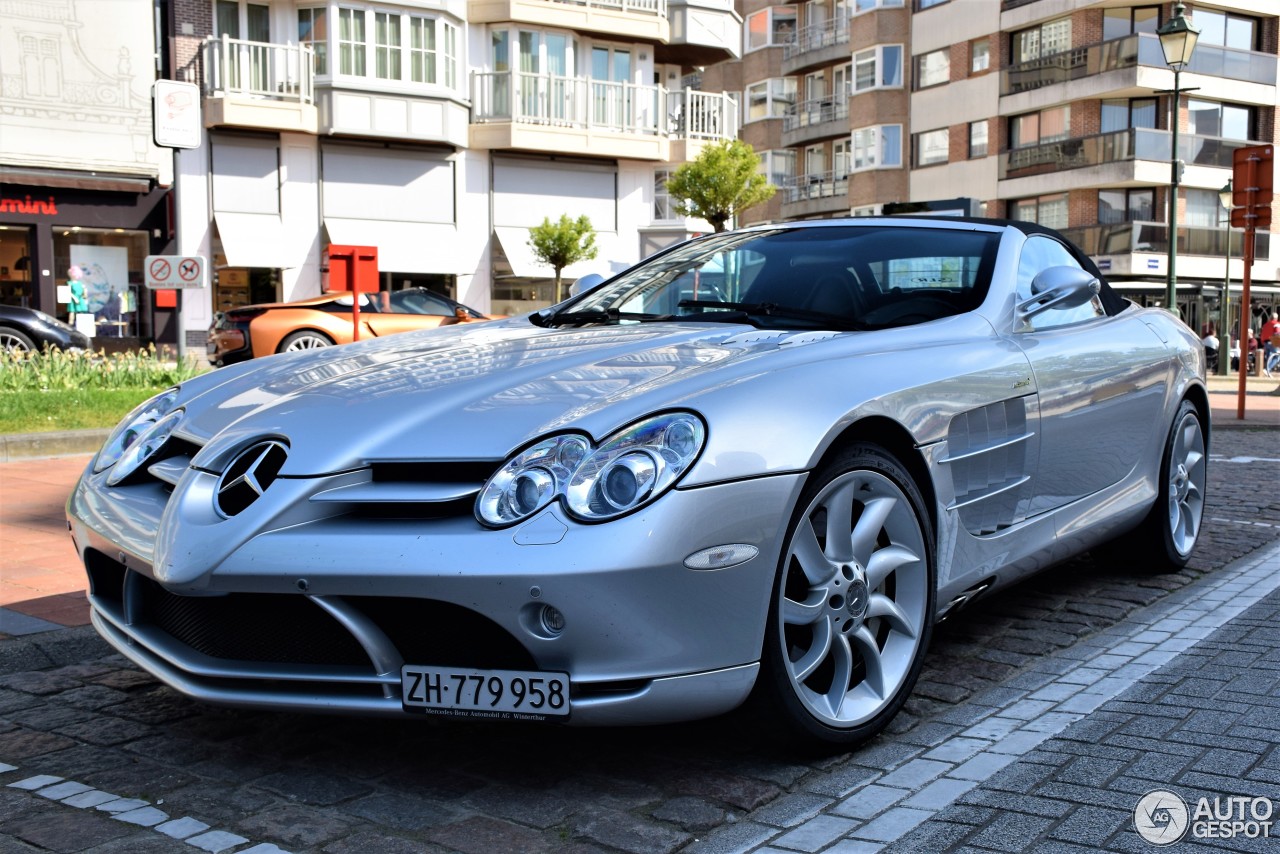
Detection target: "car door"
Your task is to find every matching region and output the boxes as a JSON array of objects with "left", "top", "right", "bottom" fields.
[
  {"left": 1008, "top": 235, "right": 1170, "bottom": 516},
  {"left": 361, "top": 289, "right": 451, "bottom": 338}
]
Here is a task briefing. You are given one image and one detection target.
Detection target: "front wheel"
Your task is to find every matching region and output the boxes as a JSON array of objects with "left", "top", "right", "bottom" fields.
[
  {"left": 757, "top": 443, "right": 935, "bottom": 747},
  {"left": 0, "top": 327, "right": 35, "bottom": 352}
]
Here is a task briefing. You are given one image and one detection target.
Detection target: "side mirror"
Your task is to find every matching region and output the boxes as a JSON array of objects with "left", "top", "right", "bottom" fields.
[
  {"left": 1017, "top": 266, "right": 1100, "bottom": 320},
  {"left": 570, "top": 273, "right": 606, "bottom": 297}
]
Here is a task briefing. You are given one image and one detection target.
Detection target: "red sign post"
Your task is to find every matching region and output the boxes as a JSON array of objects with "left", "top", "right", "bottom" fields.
[
  {"left": 1230, "top": 145, "right": 1273, "bottom": 420},
  {"left": 323, "top": 245, "right": 379, "bottom": 342}
]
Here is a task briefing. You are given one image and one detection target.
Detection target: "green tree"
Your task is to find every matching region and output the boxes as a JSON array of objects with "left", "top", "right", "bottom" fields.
[
  {"left": 528, "top": 214, "right": 599, "bottom": 303},
  {"left": 665, "top": 139, "right": 776, "bottom": 233}
]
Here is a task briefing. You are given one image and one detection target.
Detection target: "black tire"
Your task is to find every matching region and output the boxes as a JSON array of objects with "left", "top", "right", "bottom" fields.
[
  {"left": 755, "top": 442, "right": 935, "bottom": 748},
  {"left": 1112, "top": 400, "right": 1207, "bottom": 571},
  {"left": 0, "top": 327, "right": 35, "bottom": 352},
  {"left": 278, "top": 330, "right": 335, "bottom": 353}
]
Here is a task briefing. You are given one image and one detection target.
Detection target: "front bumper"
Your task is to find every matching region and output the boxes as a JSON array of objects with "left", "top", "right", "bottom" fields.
[{"left": 69, "top": 462, "right": 805, "bottom": 725}]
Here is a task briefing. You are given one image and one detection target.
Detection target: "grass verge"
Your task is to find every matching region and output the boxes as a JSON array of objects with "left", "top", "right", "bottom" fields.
[{"left": 0, "top": 387, "right": 169, "bottom": 434}]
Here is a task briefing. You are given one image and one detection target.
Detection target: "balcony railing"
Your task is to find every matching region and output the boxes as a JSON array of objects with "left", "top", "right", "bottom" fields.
[
  {"left": 1061, "top": 221, "right": 1271, "bottom": 260},
  {"left": 544, "top": 0, "right": 666, "bottom": 14},
  {"left": 1000, "top": 129, "right": 1266, "bottom": 179},
  {"left": 781, "top": 170, "right": 848, "bottom": 204},
  {"left": 1001, "top": 33, "right": 1276, "bottom": 96},
  {"left": 784, "top": 17, "right": 847, "bottom": 61},
  {"left": 668, "top": 89, "right": 739, "bottom": 139},
  {"left": 782, "top": 96, "right": 849, "bottom": 132},
  {"left": 201, "top": 35, "right": 315, "bottom": 103},
  {"left": 472, "top": 73, "right": 737, "bottom": 140}
]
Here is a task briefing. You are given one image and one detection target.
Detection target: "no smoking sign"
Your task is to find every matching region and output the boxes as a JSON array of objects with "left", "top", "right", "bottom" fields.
[{"left": 145, "top": 255, "right": 208, "bottom": 289}]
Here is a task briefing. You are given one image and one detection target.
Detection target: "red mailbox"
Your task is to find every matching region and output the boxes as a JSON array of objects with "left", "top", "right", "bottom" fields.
[{"left": 323, "top": 244, "right": 379, "bottom": 294}]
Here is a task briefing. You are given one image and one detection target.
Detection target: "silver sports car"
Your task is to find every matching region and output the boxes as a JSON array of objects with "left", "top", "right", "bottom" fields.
[{"left": 68, "top": 218, "right": 1208, "bottom": 746}]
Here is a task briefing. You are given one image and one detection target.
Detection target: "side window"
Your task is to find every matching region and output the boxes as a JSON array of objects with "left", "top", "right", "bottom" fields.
[
  {"left": 387, "top": 289, "right": 451, "bottom": 315},
  {"left": 1016, "top": 236, "right": 1104, "bottom": 329}
]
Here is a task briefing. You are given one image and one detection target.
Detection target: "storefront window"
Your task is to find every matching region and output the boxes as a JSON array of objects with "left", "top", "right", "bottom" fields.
[
  {"left": 0, "top": 226, "right": 35, "bottom": 308},
  {"left": 53, "top": 227, "right": 148, "bottom": 339}
]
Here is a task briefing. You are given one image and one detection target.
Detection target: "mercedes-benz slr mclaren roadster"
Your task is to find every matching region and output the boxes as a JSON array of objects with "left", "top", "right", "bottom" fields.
[{"left": 68, "top": 218, "right": 1209, "bottom": 746}]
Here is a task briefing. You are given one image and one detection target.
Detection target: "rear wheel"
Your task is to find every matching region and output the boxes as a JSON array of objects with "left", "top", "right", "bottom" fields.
[
  {"left": 0, "top": 327, "right": 35, "bottom": 352},
  {"left": 278, "top": 330, "right": 334, "bottom": 353},
  {"left": 757, "top": 443, "right": 935, "bottom": 747}
]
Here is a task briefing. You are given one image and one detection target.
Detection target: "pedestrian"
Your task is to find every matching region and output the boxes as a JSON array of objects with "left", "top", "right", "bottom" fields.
[
  {"left": 1201, "top": 325, "right": 1219, "bottom": 373},
  {"left": 1261, "top": 311, "right": 1279, "bottom": 348}
]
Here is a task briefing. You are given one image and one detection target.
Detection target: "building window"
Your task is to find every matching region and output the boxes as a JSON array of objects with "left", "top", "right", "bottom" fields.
[
  {"left": 1009, "top": 194, "right": 1068, "bottom": 229},
  {"left": 1192, "top": 8, "right": 1258, "bottom": 51},
  {"left": 332, "top": 7, "right": 460, "bottom": 89},
  {"left": 1100, "top": 98, "right": 1157, "bottom": 133},
  {"left": 1010, "top": 105, "right": 1069, "bottom": 148},
  {"left": 852, "top": 205, "right": 881, "bottom": 216},
  {"left": 1187, "top": 99, "right": 1253, "bottom": 141},
  {"left": 970, "top": 38, "right": 989, "bottom": 73},
  {"left": 914, "top": 48, "right": 949, "bottom": 88},
  {"left": 1011, "top": 18, "right": 1071, "bottom": 64},
  {"left": 654, "top": 170, "right": 677, "bottom": 220},
  {"left": 746, "top": 7, "right": 797, "bottom": 52},
  {"left": 1184, "top": 188, "right": 1221, "bottom": 228},
  {"left": 758, "top": 149, "right": 796, "bottom": 187},
  {"left": 853, "top": 0, "right": 904, "bottom": 13},
  {"left": 968, "top": 120, "right": 987, "bottom": 158},
  {"left": 298, "top": 8, "right": 328, "bottom": 75},
  {"left": 746, "top": 78, "right": 797, "bottom": 121},
  {"left": 1102, "top": 6, "right": 1161, "bottom": 41},
  {"left": 375, "top": 12, "right": 401, "bottom": 79},
  {"left": 914, "top": 128, "right": 949, "bottom": 167},
  {"left": 917, "top": 0, "right": 948, "bottom": 8},
  {"left": 852, "top": 125, "right": 902, "bottom": 170},
  {"left": 834, "top": 138, "right": 851, "bottom": 177},
  {"left": 854, "top": 45, "right": 903, "bottom": 92},
  {"left": 338, "top": 8, "right": 366, "bottom": 76},
  {"left": 1098, "top": 188, "right": 1154, "bottom": 223}
]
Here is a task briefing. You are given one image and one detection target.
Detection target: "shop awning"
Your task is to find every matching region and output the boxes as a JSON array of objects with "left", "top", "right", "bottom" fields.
[
  {"left": 214, "top": 212, "right": 298, "bottom": 269},
  {"left": 0, "top": 166, "right": 154, "bottom": 193},
  {"left": 325, "top": 218, "right": 470, "bottom": 275},
  {"left": 493, "top": 227, "right": 549, "bottom": 279}
]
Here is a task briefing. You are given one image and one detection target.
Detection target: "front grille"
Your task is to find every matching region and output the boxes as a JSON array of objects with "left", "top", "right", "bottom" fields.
[{"left": 137, "top": 576, "right": 369, "bottom": 666}]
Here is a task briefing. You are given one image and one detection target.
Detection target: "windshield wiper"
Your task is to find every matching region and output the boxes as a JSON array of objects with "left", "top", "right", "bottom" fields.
[
  {"left": 530, "top": 307, "right": 673, "bottom": 327},
  {"left": 677, "top": 300, "right": 864, "bottom": 331}
]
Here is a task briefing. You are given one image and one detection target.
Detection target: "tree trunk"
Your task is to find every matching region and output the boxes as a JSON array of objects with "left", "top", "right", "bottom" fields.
[{"left": 555, "top": 269, "right": 564, "bottom": 303}]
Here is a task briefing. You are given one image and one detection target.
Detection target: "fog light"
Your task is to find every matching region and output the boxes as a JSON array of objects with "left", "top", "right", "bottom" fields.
[{"left": 540, "top": 605, "right": 566, "bottom": 635}]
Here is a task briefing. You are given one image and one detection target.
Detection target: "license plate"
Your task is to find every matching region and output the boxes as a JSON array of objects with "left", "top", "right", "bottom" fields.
[{"left": 401, "top": 665, "right": 571, "bottom": 720}]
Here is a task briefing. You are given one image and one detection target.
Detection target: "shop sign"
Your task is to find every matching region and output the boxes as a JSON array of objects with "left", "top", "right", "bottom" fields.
[
  {"left": 145, "top": 255, "right": 208, "bottom": 289},
  {"left": 0, "top": 194, "right": 58, "bottom": 215},
  {"left": 153, "top": 80, "right": 202, "bottom": 150}
]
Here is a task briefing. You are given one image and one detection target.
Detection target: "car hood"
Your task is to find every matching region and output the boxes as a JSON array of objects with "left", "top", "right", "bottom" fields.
[{"left": 177, "top": 313, "right": 1001, "bottom": 481}]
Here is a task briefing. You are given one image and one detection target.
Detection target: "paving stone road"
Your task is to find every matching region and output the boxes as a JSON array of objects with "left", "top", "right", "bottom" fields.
[{"left": 1, "top": 427, "right": 1277, "bottom": 854}]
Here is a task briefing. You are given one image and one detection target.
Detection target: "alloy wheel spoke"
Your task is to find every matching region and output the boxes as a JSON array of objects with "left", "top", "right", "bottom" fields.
[
  {"left": 782, "top": 594, "right": 825, "bottom": 626},
  {"left": 866, "top": 593, "right": 915, "bottom": 638},
  {"left": 850, "top": 496, "right": 895, "bottom": 565},
  {"left": 822, "top": 633, "right": 855, "bottom": 716},
  {"left": 791, "top": 617, "right": 833, "bottom": 682},
  {"left": 850, "top": 626, "right": 885, "bottom": 700},
  {"left": 792, "top": 522, "right": 833, "bottom": 587},
  {"left": 865, "top": 544, "right": 917, "bottom": 591},
  {"left": 822, "top": 481, "right": 857, "bottom": 563}
]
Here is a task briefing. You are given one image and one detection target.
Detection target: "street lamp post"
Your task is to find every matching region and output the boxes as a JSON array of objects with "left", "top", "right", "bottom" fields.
[
  {"left": 1157, "top": 2, "right": 1200, "bottom": 320},
  {"left": 1218, "top": 179, "right": 1233, "bottom": 375}
]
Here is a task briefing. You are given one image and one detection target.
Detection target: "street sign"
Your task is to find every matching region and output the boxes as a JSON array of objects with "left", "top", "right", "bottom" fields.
[
  {"left": 1231, "top": 145, "right": 1273, "bottom": 230},
  {"left": 145, "top": 255, "right": 208, "bottom": 289}
]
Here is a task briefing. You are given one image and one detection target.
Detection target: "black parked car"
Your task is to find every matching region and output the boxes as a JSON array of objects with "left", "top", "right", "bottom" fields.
[{"left": 0, "top": 305, "right": 91, "bottom": 352}]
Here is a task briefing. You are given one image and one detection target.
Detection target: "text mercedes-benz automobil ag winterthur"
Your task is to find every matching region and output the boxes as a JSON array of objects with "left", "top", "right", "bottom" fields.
[{"left": 69, "top": 218, "right": 1208, "bottom": 746}]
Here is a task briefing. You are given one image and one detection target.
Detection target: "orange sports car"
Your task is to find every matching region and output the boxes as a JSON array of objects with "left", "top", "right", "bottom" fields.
[{"left": 208, "top": 289, "right": 498, "bottom": 365}]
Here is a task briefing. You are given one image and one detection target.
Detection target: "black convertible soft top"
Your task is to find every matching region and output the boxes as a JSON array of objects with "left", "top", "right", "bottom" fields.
[{"left": 889, "top": 215, "right": 1128, "bottom": 316}]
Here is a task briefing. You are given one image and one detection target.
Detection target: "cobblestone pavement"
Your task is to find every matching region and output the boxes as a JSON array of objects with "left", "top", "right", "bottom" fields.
[{"left": 1, "top": 428, "right": 1277, "bottom": 854}]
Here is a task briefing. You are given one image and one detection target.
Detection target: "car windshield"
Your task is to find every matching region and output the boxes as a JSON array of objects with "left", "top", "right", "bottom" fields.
[{"left": 557, "top": 224, "right": 1001, "bottom": 330}]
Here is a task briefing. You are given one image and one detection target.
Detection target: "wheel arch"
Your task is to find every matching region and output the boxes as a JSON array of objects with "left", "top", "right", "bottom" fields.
[
  {"left": 1181, "top": 381, "right": 1211, "bottom": 452},
  {"left": 816, "top": 416, "right": 938, "bottom": 537}
]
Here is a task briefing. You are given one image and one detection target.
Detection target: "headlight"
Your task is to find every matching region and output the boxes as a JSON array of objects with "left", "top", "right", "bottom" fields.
[
  {"left": 476, "top": 412, "right": 706, "bottom": 527},
  {"left": 94, "top": 387, "right": 180, "bottom": 473},
  {"left": 105, "top": 408, "right": 184, "bottom": 485},
  {"left": 476, "top": 435, "right": 590, "bottom": 526}
]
